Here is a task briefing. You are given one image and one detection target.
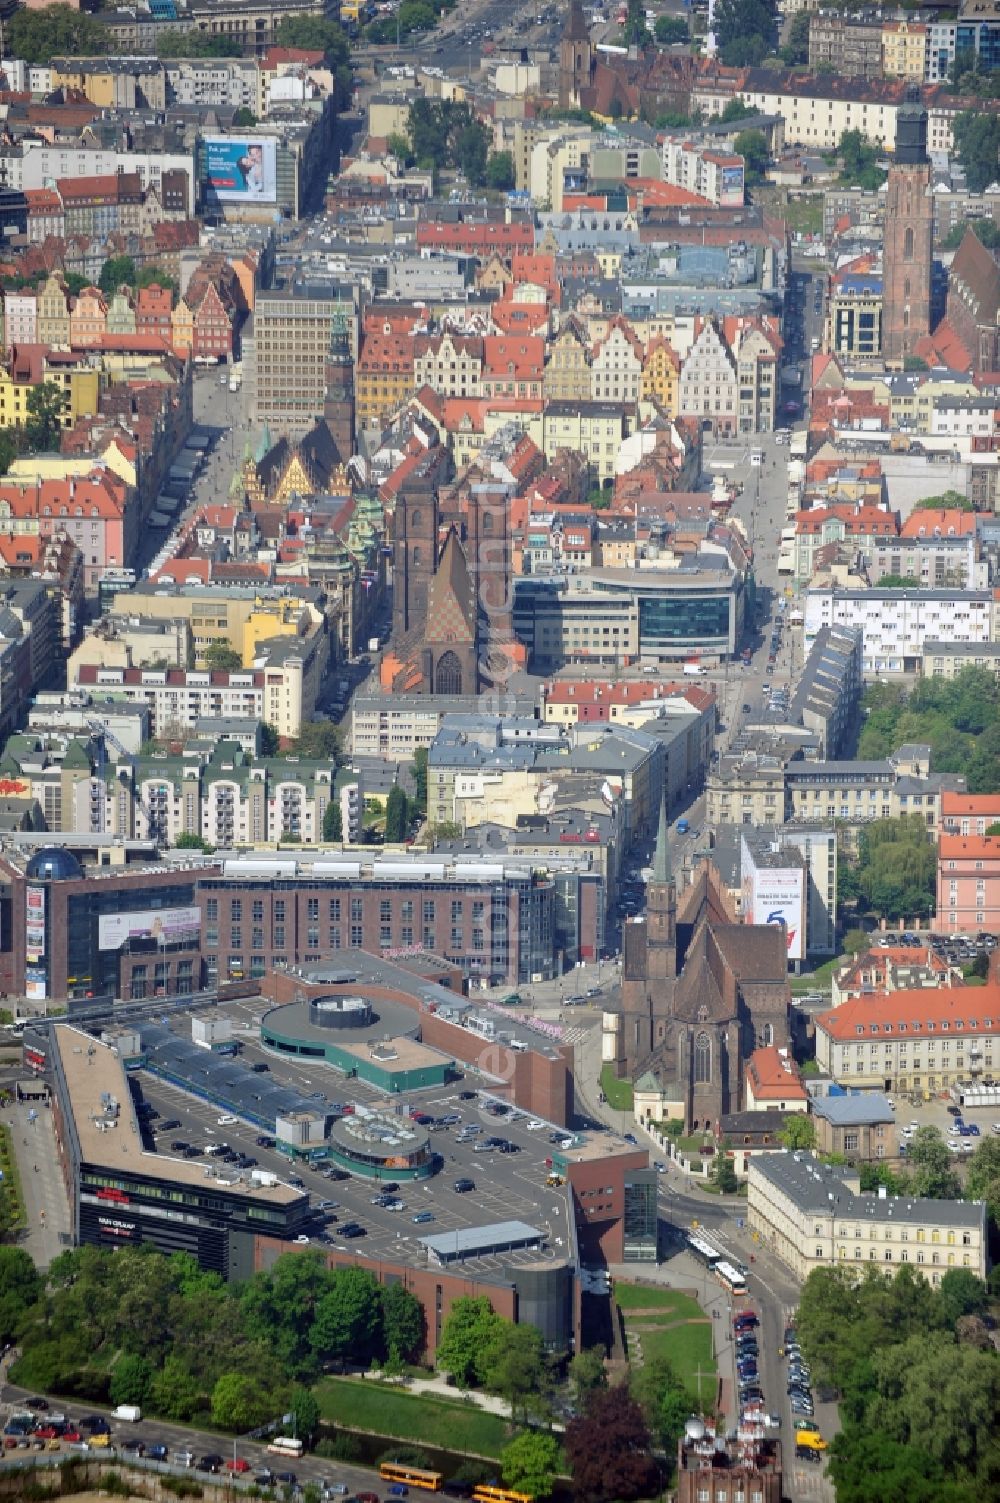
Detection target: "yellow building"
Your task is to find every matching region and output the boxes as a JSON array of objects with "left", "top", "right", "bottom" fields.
[
  {"left": 542, "top": 401, "right": 626, "bottom": 482},
  {"left": 881, "top": 21, "right": 927, "bottom": 79},
  {"left": 242, "top": 598, "right": 317, "bottom": 667},
  {"left": 641, "top": 336, "right": 681, "bottom": 417},
  {"left": 0, "top": 361, "right": 98, "bottom": 433}
]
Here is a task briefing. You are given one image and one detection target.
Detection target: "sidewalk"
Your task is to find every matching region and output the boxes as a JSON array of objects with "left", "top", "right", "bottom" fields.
[
  {"left": 7, "top": 1098, "right": 71, "bottom": 1266},
  {"left": 360, "top": 1371, "right": 513, "bottom": 1419}
]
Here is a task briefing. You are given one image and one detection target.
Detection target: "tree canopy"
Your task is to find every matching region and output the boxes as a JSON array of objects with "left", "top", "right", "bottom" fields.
[
  {"left": 838, "top": 129, "right": 886, "bottom": 190},
  {"left": 8, "top": 5, "right": 109, "bottom": 64},
  {"left": 274, "top": 15, "right": 350, "bottom": 67},
  {"left": 565, "top": 1383, "right": 658, "bottom": 1503},
  {"left": 734, "top": 128, "right": 769, "bottom": 185},
  {"left": 654, "top": 14, "right": 688, "bottom": 45},
  {"left": 156, "top": 29, "right": 243, "bottom": 57},
  {"left": 857, "top": 667, "right": 1000, "bottom": 792},
  {"left": 714, "top": 0, "right": 777, "bottom": 65},
  {"left": 403, "top": 99, "right": 492, "bottom": 185},
  {"left": 953, "top": 111, "right": 1000, "bottom": 193},
  {"left": 837, "top": 814, "right": 937, "bottom": 923}
]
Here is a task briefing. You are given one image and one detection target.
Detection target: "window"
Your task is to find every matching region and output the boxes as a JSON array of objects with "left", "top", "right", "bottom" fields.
[{"left": 694, "top": 1031, "right": 711, "bottom": 1084}]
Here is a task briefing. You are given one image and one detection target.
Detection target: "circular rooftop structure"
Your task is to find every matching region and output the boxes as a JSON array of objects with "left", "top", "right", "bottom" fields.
[
  {"left": 328, "top": 1110, "right": 434, "bottom": 1180},
  {"left": 309, "top": 993, "right": 373, "bottom": 1031},
  {"left": 25, "top": 847, "right": 83, "bottom": 882}
]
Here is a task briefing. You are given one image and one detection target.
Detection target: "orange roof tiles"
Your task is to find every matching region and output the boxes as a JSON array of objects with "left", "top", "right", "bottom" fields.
[
  {"left": 942, "top": 791, "right": 1000, "bottom": 817},
  {"left": 817, "top": 984, "right": 1000, "bottom": 1040},
  {"left": 900, "top": 508, "right": 977, "bottom": 538},
  {"left": 745, "top": 1045, "right": 808, "bottom": 1100}
]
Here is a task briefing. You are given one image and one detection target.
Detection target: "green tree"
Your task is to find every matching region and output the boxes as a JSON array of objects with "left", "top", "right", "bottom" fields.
[
  {"left": 110, "top": 1353, "right": 154, "bottom": 1407},
  {"left": 260, "top": 722, "right": 280, "bottom": 756},
  {"left": 63, "top": 272, "right": 89, "bottom": 299},
  {"left": 157, "top": 29, "right": 243, "bottom": 57},
  {"left": 323, "top": 801, "right": 343, "bottom": 842},
  {"left": 24, "top": 380, "right": 64, "bottom": 452},
  {"left": 274, "top": 14, "right": 350, "bottom": 66},
  {"left": 778, "top": 1115, "right": 815, "bottom": 1150},
  {"left": 779, "top": 9, "right": 810, "bottom": 64},
  {"left": 710, "top": 1148, "right": 739, "bottom": 1192},
  {"left": 311, "top": 1267, "right": 383, "bottom": 1368},
  {"left": 149, "top": 1355, "right": 202, "bottom": 1422},
  {"left": 455, "top": 122, "right": 490, "bottom": 186},
  {"left": 838, "top": 128, "right": 886, "bottom": 190},
  {"left": 654, "top": 14, "right": 688, "bottom": 44},
  {"left": 565, "top": 1383, "right": 658, "bottom": 1503},
  {"left": 135, "top": 264, "right": 178, "bottom": 295},
  {"left": 486, "top": 151, "right": 516, "bottom": 191},
  {"left": 233, "top": 107, "right": 258, "bottom": 127},
  {"left": 714, "top": 0, "right": 776, "bottom": 65},
  {"left": 478, "top": 1321, "right": 547, "bottom": 1420},
  {"left": 720, "top": 96, "right": 755, "bottom": 122},
  {"left": 734, "top": 128, "right": 769, "bottom": 185},
  {"left": 210, "top": 1371, "right": 275, "bottom": 1431},
  {"left": 384, "top": 784, "right": 409, "bottom": 843},
  {"left": 569, "top": 1345, "right": 607, "bottom": 1405},
  {"left": 964, "top": 1135, "right": 1000, "bottom": 1226},
  {"left": 436, "top": 1296, "right": 505, "bottom": 1387},
  {"left": 938, "top": 1269, "right": 989, "bottom": 1329},
  {"left": 204, "top": 642, "right": 243, "bottom": 671},
  {"left": 942, "top": 217, "right": 1000, "bottom": 251},
  {"left": 381, "top": 1281, "right": 425, "bottom": 1362},
  {"left": 631, "top": 1355, "right": 699, "bottom": 1458},
  {"left": 953, "top": 111, "right": 1000, "bottom": 193},
  {"left": 242, "top": 1250, "right": 333, "bottom": 1379},
  {"left": 904, "top": 1126, "right": 961, "bottom": 1199},
  {"left": 621, "top": 0, "right": 651, "bottom": 47},
  {"left": 173, "top": 833, "right": 213, "bottom": 852},
  {"left": 99, "top": 255, "right": 137, "bottom": 294},
  {"left": 875, "top": 574, "right": 920, "bottom": 589},
  {"left": 290, "top": 721, "right": 341, "bottom": 761},
  {"left": 8, "top": 4, "right": 109, "bottom": 64},
  {"left": 289, "top": 1384, "right": 320, "bottom": 1441},
  {"left": 412, "top": 746, "right": 428, "bottom": 815},
  {"left": 387, "top": 131, "right": 413, "bottom": 164},
  {"left": 500, "top": 1431, "right": 561, "bottom": 1499},
  {"left": 0, "top": 1247, "right": 41, "bottom": 1346}
]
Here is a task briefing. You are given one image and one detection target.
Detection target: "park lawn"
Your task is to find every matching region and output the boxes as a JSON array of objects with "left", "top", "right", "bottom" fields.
[
  {"left": 790, "top": 955, "right": 843, "bottom": 994},
  {"left": 613, "top": 1285, "right": 703, "bottom": 1317},
  {"left": 629, "top": 1319, "right": 716, "bottom": 1399},
  {"left": 782, "top": 195, "right": 824, "bottom": 237},
  {"left": 315, "top": 1377, "right": 511, "bottom": 1457},
  {"left": 600, "top": 1065, "right": 633, "bottom": 1112}
]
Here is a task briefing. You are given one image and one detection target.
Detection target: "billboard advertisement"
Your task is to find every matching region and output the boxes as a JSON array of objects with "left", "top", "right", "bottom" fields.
[
  {"left": 203, "top": 136, "right": 277, "bottom": 204},
  {"left": 720, "top": 164, "right": 745, "bottom": 203},
  {"left": 98, "top": 905, "right": 201, "bottom": 952},
  {"left": 25, "top": 885, "right": 45, "bottom": 964},
  {"left": 749, "top": 868, "right": 804, "bottom": 961}
]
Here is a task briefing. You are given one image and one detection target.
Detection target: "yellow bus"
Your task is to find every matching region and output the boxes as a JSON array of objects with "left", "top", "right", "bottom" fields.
[
  {"left": 379, "top": 1463, "right": 443, "bottom": 1491},
  {"left": 472, "top": 1486, "right": 533, "bottom": 1503}
]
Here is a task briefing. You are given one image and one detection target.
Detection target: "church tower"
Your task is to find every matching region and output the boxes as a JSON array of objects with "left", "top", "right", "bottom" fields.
[
  {"left": 645, "top": 796, "right": 676, "bottom": 983},
  {"left": 882, "top": 103, "right": 933, "bottom": 362},
  {"left": 324, "top": 312, "right": 355, "bottom": 465},
  {"left": 559, "top": 0, "right": 593, "bottom": 109},
  {"left": 392, "top": 471, "right": 438, "bottom": 642}
]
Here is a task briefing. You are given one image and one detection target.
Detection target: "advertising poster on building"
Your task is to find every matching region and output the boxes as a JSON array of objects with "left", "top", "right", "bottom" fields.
[
  {"left": 98, "top": 906, "right": 201, "bottom": 952},
  {"left": 25, "top": 970, "right": 46, "bottom": 1002},
  {"left": 25, "top": 885, "right": 45, "bottom": 963},
  {"left": 203, "top": 136, "right": 277, "bottom": 203},
  {"left": 750, "top": 869, "right": 804, "bottom": 961}
]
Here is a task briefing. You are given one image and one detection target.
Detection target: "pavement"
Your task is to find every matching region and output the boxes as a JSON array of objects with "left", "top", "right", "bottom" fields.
[{"left": 6, "top": 1098, "right": 70, "bottom": 1268}]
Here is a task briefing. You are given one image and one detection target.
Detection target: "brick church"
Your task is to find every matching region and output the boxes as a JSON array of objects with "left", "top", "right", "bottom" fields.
[
  {"left": 605, "top": 804, "right": 790, "bottom": 1131},
  {"left": 380, "top": 440, "right": 517, "bottom": 695}
]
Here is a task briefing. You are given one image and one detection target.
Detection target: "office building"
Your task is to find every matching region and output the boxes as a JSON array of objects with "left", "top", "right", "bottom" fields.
[{"left": 252, "top": 279, "right": 357, "bottom": 440}]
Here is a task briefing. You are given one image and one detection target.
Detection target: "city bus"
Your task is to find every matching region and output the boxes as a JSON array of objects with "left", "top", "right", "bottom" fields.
[
  {"left": 715, "top": 1261, "right": 748, "bottom": 1297},
  {"left": 472, "top": 1487, "right": 533, "bottom": 1503},
  {"left": 687, "top": 1232, "right": 723, "bottom": 1268},
  {"left": 267, "top": 1438, "right": 304, "bottom": 1458},
  {"left": 379, "top": 1463, "right": 443, "bottom": 1491}
]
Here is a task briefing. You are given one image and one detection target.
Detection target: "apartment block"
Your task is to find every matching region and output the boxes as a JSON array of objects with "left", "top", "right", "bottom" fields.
[
  {"left": 253, "top": 279, "right": 357, "bottom": 440},
  {"left": 804, "top": 587, "right": 994, "bottom": 677},
  {"left": 748, "top": 1151, "right": 987, "bottom": 1283}
]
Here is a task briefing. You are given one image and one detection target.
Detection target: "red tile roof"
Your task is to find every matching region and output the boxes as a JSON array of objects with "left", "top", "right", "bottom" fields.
[{"left": 817, "top": 984, "right": 1000, "bottom": 1040}]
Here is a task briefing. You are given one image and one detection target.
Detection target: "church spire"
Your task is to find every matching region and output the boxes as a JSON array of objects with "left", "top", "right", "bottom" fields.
[{"left": 651, "top": 794, "right": 671, "bottom": 886}]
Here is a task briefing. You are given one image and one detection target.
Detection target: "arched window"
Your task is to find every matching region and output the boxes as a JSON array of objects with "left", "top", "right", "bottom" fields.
[
  {"left": 694, "top": 1031, "right": 711, "bottom": 1085},
  {"left": 411, "top": 546, "right": 421, "bottom": 566},
  {"left": 761, "top": 1021, "right": 774, "bottom": 1047},
  {"left": 410, "top": 509, "right": 421, "bottom": 529},
  {"left": 482, "top": 512, "right": 493, "bottom": 535},
  {"left": 903, "top": 227, "right": 914, "bottom": 261},
  {"left": 904, "top": 278, "right": 911, "bottom": 299},
  {"left": 435, "top": 651, "right": 463, "bottom": 695}
]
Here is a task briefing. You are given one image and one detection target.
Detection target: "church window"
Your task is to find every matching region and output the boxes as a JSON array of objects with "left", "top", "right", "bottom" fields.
[
  {"left": 694, "top": 1031, "right": 711, "bottom": 1084},
  {"left": 761, "top": 1022, "right": 773, "bottom": 1047},
  {"left": 412, "top": 547, "right": 422, "bottom": 565},
  {"left": 435, "top": 651, "right": 463, "bottom": 696},
  {"left": 903, "top": 227, "right": 914, "bottom": 260},
  {"left": 411, "top": 510, "right": 422, "bottom": 528}
]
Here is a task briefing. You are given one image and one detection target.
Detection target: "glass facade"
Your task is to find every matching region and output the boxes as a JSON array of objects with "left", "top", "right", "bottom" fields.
[
  {"left": 638, "top": 592, "right": 731, "bottom": 649},
  {"left": 622, "top": 1170, "right": 658, "bottom": 1261},
  {"left": 65, "top": 881, "right": 199, "bottom": 999}
]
